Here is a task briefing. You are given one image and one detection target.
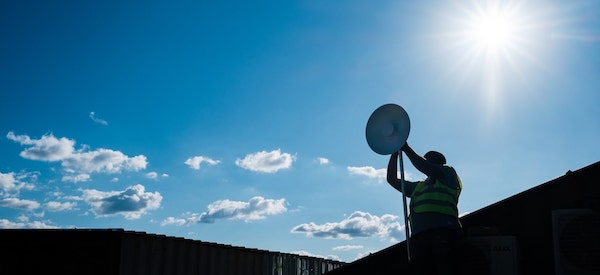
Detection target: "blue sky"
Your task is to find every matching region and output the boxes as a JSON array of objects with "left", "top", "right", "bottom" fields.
[{"left": 1, "top": 0, "right": 598, "bottom": 262}]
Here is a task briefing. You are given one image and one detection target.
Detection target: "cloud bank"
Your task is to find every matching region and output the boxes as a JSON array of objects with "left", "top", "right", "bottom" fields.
[
  {"left": 291, "top": 211, "right": 405, "bottom": 241},
  {"left": 161, "top": 196, "right": 287, "bottom": 226},
  {"left": 7, "top": 132, "right": 147, "bottom": 182}
]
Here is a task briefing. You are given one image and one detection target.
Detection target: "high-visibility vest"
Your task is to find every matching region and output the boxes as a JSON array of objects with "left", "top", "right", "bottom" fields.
[{"left": 409, "top": 174, "right": 462, "bottom": 219}]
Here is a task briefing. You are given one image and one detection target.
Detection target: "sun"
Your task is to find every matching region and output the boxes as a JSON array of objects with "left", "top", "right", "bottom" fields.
[
  {"left": 430, "top": 1, "right": 541, "bottom": 120},
  {"left": 466, "top": 6, "right": 519, "bottom": 53},
  {"left": 472, "top": 14, "right": 514, "bottom": 50}
]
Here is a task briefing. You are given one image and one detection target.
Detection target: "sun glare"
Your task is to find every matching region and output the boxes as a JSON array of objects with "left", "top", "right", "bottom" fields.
[
  {"left": 436, "top": 1, "right": 541, "bottom": 121},
  {"left": 472, "top": 14, "right": 514, "bottom": 50},
  {"left": 468, "top": 8, "right": 518, "bottom": 52}
]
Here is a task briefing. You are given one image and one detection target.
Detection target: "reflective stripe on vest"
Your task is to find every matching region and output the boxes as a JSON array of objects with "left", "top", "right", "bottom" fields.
[{"left": 410, "top": 176, "right": 461, "bottom": 218}]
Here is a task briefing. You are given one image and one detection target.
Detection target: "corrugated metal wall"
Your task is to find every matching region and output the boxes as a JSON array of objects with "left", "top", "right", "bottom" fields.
[
  {"left": 118, "top": 231, "right": 345, "bottom": 275},
  {"left": 0, "top": 229, "right": 344, "bottom": 275}
]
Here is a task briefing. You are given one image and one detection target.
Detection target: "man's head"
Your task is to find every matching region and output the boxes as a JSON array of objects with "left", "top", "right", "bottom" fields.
[{"left": 424, "top": 151, "right": 446, "bottom": 165}]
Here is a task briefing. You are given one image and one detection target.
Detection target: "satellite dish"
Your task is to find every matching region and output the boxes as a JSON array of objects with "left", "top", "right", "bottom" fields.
[{"left": 365, "top": 103, "right": 410, "bottom": 155}]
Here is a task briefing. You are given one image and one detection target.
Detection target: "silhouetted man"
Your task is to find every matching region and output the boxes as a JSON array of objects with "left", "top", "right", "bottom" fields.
[{"left": 387, "top": 143, "right": 463, "bottom": 275}]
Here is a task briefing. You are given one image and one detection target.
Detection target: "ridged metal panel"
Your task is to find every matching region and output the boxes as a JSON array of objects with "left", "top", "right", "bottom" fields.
[
  {"left": 116, "top": 232, "right": 344, "bottom": 275},
  {"left": 0, "top": 228, "right": 344, "bottom": 275}
]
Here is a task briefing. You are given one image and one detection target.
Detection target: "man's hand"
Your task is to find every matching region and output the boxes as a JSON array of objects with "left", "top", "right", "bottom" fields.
[{"left": 400, "top": 142, "right": 410, "bottom": 152}]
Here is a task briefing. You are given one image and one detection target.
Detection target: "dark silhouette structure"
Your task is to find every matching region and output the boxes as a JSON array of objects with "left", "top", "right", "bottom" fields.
[
  {"left": 0, "top": 229, "right": 344, "bottom": 275},
  {"left": 326, "top": 161, "right": 600, "bottom": 275}
]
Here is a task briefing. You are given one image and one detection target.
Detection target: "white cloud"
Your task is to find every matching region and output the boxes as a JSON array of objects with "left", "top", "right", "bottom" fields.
[
  {"left": 7, "top": 131, "right": 74, "bottom": 161},
  {"left": 89, "top": 111, "right": 108, "bottom": 125},
  {"left": 184, "top": 156, "right": 220, "bottom": 170},
  {"left": 125, "top": 155, "right": 148, "bottom": 170},
  {"left": 235, "top": 149, "right": 294, "bottom": 173},
  {"left": 291, "top": 211, "right": 405, "bottom": 241},
  {"left": 146, "top": 172, "right": 158, "bottom": 179},
  {"left": 81, "top": 184, "right": 162, "bottom": 220},
  {"left": 45, "top": 201, "right": 77, "bottom": 212},
  {"left": 317, "top": 157, "right": 330, "bottom": 165},
  {"left": 7, "top": 132, "right": 148, "bottom": 181},
  {"left": 0, "top": 171, "right": 35, "bottom": 191},
  {"left": 145, "top": 172, "right": 168, "bottom": 179},
  {"left": 17, "top": 215, "right": 29, "bottom": 222},
  {"left": 347, "top": 166, "right": 415, "bottom": 181},
  {"left": 62, "top": 173, "right": 90, "bottom": 183},
  {"left": 63, "top": 149, "right": 147, "bottom": 174},
  {"left": 0, "top": 197, "right": 41, "bottom": 211},
  {"left": 0, "top": 219, "right": 26, "bottom": 228},
  {"left": 347, "top": 166, "right": 386, "bottom": 179},
  {"left": 161, "top": 196, "right": 287, "bottom": 226},
  {"left": 0, "top": 219, "right": 59, "bottom": 229},
  {"left": 332, "top": 245, "right": 364, "bottom": 251},
  {"left": 161, "top": 216, "right": 187, "bottom": 226}
]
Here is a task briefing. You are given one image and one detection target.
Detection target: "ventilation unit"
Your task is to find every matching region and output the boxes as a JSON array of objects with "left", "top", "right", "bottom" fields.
[
  {"left": 460, "top": 236, "right": 518, "bottom": 275},
  {"left": 552, "top": 209, "right": 600, "bottom": 275}
]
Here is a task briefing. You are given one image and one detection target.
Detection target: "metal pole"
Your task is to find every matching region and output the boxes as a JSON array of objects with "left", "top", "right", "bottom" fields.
[{"left": 399, "top": 151, "right": 411, "bottom": 262}]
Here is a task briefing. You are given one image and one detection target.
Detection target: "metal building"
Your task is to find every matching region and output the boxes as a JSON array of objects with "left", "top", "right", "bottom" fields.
[{"left": 0, "top": 228, "right": 345, "bottom": 275}]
